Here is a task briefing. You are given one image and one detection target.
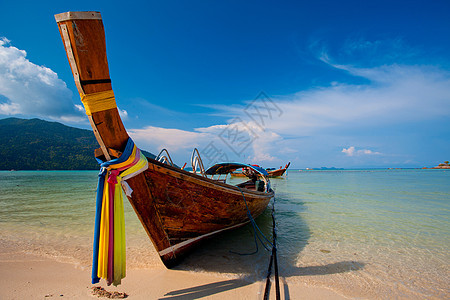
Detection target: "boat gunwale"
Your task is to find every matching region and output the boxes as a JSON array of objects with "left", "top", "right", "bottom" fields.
[{"left": 146, "top": 156, "right": 274, "bottom": 199}]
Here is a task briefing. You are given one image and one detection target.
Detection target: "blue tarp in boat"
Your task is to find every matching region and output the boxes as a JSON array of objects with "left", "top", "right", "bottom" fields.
[{"left": 205, "top": 162, "right": 269, "bottom": 177}]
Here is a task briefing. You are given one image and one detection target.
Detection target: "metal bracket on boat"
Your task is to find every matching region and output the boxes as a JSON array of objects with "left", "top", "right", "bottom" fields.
[
  {"left": 156, "top": 149, "right": 174, "bottom": 166},
  {"left": 191, "top": 148, "right": 206, "bottom": 176}
]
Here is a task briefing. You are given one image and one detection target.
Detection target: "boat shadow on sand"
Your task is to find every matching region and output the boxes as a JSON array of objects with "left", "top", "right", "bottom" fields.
[{"left": 160, "top": 195, "right": 365, "bottom": 299}]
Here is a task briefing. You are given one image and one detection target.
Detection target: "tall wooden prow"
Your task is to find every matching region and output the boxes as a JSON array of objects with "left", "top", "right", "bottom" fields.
[{"left": 55, "top": 11, "right": 174, "bottom": 265}]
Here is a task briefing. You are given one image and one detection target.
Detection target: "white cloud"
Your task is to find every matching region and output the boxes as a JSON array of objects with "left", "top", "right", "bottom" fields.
[
  {"left": 118, "top": 108, "right": 128, "bottom": 120},
  {"left": 342, "top": 146, "right": 356, "bottom": 156},
  {"left": 342, "top": 146, "right": 381, "bottom": 157},
  {"left": 283, "top": 66, "right": 447, "bottom": 135},
  {"left": 197, "top": 120, "right": 286, "bottom": 163},
  {"left": 0, "top": 37, "right": 83, "bottom": 122},
  {"left": 128, "top": 126, "right": 207, "bottom": 153},
  {"left": 74, "top": 104, "right": 84, "bottom": 112},
  {"left": 127, "top": 118, "right": 290, "bottom": 167},
  {"left": 207, "top": 62, "right": 450, "bottom": 142}
]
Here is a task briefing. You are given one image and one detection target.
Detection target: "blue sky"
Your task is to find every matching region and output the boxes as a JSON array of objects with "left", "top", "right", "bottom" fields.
[{"left": 1, "top": 0, "right": 449, "bottom": 168}]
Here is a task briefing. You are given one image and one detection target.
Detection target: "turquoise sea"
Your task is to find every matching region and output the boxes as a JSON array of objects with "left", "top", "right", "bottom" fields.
[{"left": 0, "top": 169, "right": 448, "bottom": 298}]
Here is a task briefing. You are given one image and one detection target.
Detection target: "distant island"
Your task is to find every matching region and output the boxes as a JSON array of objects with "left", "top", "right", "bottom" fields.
[
  {"left": 305, "top": 167, "right": 344, "bottom": 170},
  {"left": 0, "top": 117, "right": 155, "bottom": 170},
  {"left": 431, "top": 161, "right": 450, "bottom": 169}
]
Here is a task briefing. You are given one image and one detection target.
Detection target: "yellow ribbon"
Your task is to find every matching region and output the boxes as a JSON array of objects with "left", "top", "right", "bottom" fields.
[
  {"left": 113, "top": 180, "right": 126, "bottom": 284},
  {"left": 81, "top": 90, "right": 117, "bottom": 115}
]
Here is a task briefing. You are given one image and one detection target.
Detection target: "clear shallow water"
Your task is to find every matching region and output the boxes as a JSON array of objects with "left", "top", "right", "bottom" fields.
[
  {"left": 269, "top": 170, "right": 449, "bottom": 299},
  {"left": 0, "top": 169, "right": 448, "bottom": 298}
]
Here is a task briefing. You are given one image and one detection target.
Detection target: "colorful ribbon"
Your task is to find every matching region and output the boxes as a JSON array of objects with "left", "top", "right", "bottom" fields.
[{"left": 91, "top": 138, "right": 148, "bottom": 286}]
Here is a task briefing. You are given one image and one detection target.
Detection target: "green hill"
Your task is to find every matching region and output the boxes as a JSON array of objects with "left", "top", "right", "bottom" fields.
[
  {"left": 0, "top": 117, "right": 155, "bottom": 170},
  {"left": 0, "top": 118, "right": 99, "bottom": 170}
]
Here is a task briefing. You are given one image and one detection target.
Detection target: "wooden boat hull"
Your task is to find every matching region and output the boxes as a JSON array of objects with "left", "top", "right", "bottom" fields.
[
  {"left": 267, "top": 168, "right": 288, "bottom": 177},
  {"left": 55, "top": 11, "right": 273, "bottom": 268},
  {"left": 231, "top": 166, "right": 289, "bottom": 177},
  {"left": 143, "top": 159, "right": 273, "bottom": 266}
]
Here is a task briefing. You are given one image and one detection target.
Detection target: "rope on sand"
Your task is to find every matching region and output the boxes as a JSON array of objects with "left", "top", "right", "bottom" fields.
[
  {"left": 263, "top": 199, "right": 280, "bottom": 300},
  {"left": 231, "top": 187, "right": 273, "bottom": 256},
  {"left": 234, "top": 186, "right": 281, "bottom": 299}
]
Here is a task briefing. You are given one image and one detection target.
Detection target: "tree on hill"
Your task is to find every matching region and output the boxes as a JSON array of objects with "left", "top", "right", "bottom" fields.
[{"left": 0, "top": 117, "right": 99, "bottom": 170}]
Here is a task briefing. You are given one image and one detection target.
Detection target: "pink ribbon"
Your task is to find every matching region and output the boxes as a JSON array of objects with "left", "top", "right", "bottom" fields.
[{"left": 106, "top": 170, "right": 119, "bottom": 285}]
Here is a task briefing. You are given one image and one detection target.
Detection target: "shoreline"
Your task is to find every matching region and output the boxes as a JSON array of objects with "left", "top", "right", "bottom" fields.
[{"left": 0, "top": 245, "right": 347, "bottom": 299}]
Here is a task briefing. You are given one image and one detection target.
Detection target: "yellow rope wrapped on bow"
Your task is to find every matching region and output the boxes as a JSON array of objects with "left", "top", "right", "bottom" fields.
[{"left": 81, "top": 90, "right": 117, "bottom": 115}]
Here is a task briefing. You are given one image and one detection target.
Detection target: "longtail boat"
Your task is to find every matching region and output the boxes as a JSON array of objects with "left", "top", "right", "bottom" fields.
[
  {"left": 55, "top": 11, "right": 273, "bottom": 283},
  {"left": 267, "top": 162, "right": 290, "bottom": 177},
  {"left": 231, "top": 162, "right": 290, "bottom": 178}
]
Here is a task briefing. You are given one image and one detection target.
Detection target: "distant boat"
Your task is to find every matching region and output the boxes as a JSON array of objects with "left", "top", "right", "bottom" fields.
[
  {"left": 267, "top": 162, "right": 290, "bottom": 177},
  {"left": 231, "top": 162, "right": 290, "bottom": 178},
  {"left": 55, "top": 11, "right": 274, "bottom": 271}
]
